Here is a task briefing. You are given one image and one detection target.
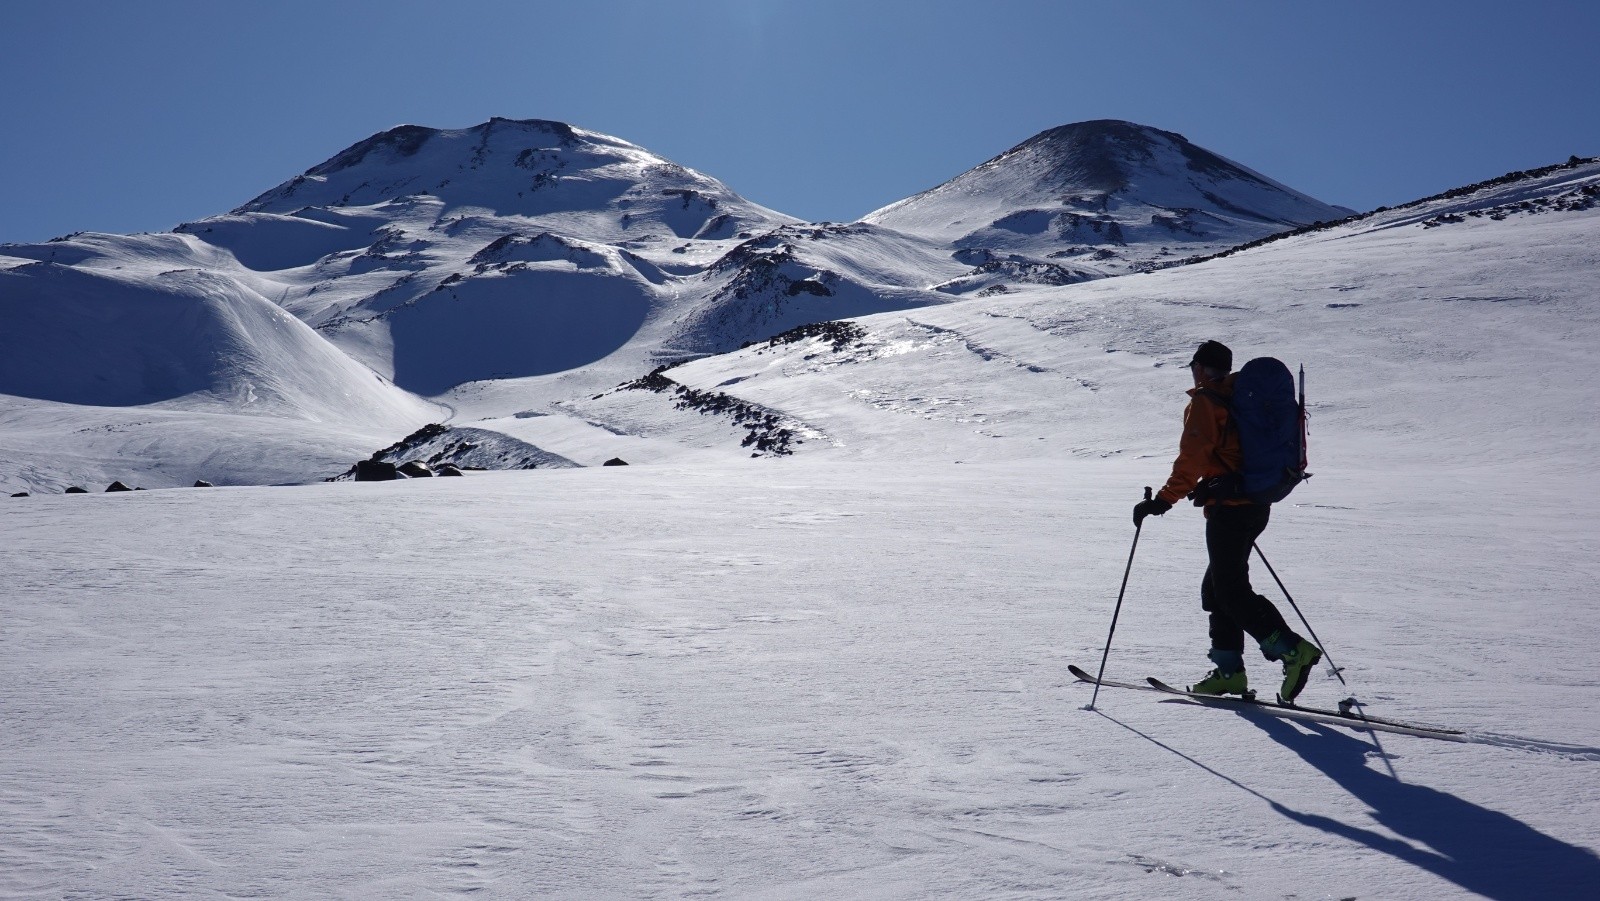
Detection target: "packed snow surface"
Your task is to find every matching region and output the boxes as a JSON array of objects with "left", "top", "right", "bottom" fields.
[{"left": 4, "top": 461, "right": 1598, "bottom": 898}]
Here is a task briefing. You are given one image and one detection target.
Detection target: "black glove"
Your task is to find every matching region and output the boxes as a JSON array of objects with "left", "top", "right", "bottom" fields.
[{"left": 1133, "top": 496, "right": 1172, "bottom": 527}]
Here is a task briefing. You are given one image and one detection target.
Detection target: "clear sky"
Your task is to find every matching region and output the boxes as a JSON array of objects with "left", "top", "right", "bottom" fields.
[{"left": 3, "top": 0, "right": 1598, "bottom": 244}]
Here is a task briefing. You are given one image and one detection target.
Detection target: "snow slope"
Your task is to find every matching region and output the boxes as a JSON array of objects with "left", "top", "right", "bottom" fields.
[
  {"left": 4, "top": 461, "right": 1597, "bottom": 898},
  {"left": 661, "top": 155, "right": 1600, "bottom": 476},
  {"left": 3, "top": 143, "right": 1600, "bottom": 897},
  {"left": 866, "top": 120, "right": 1354, "bottom": 288},
  {"left": 0, "top": 119, "right": 808, "bottom": 487},
  {"left": 0, "top": 239, "right": 443, "bottom": 489},
  {"left": 1, "top": 118, "right": 1354, "bottom": 490}
]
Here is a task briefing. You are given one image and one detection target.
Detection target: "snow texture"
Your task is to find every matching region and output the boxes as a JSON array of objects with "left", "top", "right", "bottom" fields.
[{"left": 2, "top": 120, "right": 1599, "bottom": 898}]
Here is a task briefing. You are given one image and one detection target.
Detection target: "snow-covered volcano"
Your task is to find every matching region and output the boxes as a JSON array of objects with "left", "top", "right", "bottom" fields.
[
  {"left": 0, "top": 118, "right": 1404, "bottom": 489},
  {"left": 2, "top": 118, "right": 950, "bottom": 486},
  {"left": 236, "top": 118, "right": 790, "bottom": 244},
  {"left": 163, "top": 118, "right": 811, "bottom": 394},
  {"left": 660, "top": 153, "right": 1600, "bottom": 472},
  {"left": 5, "top": 124, "right": 1600, "bottom": 899},
  {"left": 6, "top": 154, "right": 1600, "bottom": 896},
  {"left": 866, "top": 120, "right": 1353, "bottom": 290}
]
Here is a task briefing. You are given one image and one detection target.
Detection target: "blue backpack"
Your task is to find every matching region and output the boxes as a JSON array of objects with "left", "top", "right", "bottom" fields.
[{"left": 1202, "top": 357, "right": 1311, "bottom": 504}]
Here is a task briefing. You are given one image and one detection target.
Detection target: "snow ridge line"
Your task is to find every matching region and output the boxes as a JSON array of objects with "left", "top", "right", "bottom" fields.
[{"left": 1144, "top": 153, "right": 1600, "bottom": 272}]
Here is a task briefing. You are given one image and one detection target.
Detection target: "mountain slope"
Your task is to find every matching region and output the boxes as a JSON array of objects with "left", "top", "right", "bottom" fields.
[
  {"left": 237, "top": 118, "right": 791, "bottom": 243},
  {"left": 0, "top": 119, "right": 819, "bottom": 487},
  {"left": 0, "top": 258, "right": 432, "bottom": 426},
  {"left": 0, "top": 119, "right": 1387, "bottom": 490},
  {"left": 5, "top": 136, "right": 1600, "bottom": 898},
  {"left": 0, "top": 243, "right": 444, "bottom": 490},
  {"left": 865, "top": 120, "right": 1353, "bottom": 288},
  {"left": 653, "top": 156, "right": 1600, "bottom": 475}
]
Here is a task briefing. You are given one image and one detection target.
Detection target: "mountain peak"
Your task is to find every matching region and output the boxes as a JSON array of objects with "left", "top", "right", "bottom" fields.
[
  {"left": 863, "top": 119, "right": 1352, "bottom": 278},
  {"left": 307, "top": 119, "right": 582, "bottom": 179},
  {"left": 229, "top": 118, "right": 790, "bottom": 242},
  {"left": 983, "top": 119, "right": 1275, "bottom": 196}
]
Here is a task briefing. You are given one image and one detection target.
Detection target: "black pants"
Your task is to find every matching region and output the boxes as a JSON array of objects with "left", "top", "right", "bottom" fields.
[{"left": 1201, "top": 504, "right": 1295, "bottom": 660}]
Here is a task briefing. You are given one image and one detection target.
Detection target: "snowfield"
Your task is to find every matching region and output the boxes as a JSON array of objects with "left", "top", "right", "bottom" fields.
[
  {"left": 3, "top": 122, "right": 1599, "bottom": 897},
  {"left": 4, "top": 461, "right": 1597, "bottom": 899}
]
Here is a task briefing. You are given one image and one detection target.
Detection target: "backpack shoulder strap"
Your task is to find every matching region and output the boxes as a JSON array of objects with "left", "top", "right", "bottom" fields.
[
  {"left": 1192, "top": 387, "right": 1238, "bottom": 475},
  {"left": 1195, "top": 387, "right": 1231, "bottom": 411}
]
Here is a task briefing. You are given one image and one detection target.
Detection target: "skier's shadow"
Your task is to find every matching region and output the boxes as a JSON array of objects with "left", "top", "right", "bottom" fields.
[{"left": 1244, "top": 712, "right": 1600, "bottom": 899}]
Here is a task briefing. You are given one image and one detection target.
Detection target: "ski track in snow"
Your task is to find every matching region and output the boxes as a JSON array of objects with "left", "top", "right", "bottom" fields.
[{"left": 3, "top": 462, "right": 1599, "bottom": 899}]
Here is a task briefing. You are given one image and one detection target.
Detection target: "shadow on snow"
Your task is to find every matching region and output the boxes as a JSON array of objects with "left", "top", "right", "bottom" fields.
[
  {"left": 1104, "top": 703, "right": 1600, "bottom": 899},
  {"left": 1244, "top": 713, "right": 1600, "bottom": 899}
]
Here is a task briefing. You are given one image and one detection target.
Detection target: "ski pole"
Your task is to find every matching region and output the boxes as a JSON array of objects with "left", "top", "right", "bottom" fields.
[
  {"left": 1089, "top": 486, "right": 1151, "bottom": 709},
  {"left": 1253, "top": 543, "right": 1347, "bottom": 686}
]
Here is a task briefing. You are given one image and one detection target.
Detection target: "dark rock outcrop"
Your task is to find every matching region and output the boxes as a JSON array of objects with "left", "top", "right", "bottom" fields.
[
  {"left": 622, "top": 366, "right": 803, "bottom": 457},
  {"left": 355, "top": 460, "right": 400, "bottom": 482},
  {"left": 336, "top": 423, "right": 578, "bottom": 480}
]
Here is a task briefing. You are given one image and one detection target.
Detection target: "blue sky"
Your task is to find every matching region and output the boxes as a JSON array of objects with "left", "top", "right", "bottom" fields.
[{"left": 3, "top": 0, "right": 1597, "bottom": 244}]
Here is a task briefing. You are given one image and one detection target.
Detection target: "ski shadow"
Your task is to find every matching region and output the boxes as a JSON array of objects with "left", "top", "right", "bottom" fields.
[{"left": 1244, "top": 712, "right": 1600, "bottom": 899}]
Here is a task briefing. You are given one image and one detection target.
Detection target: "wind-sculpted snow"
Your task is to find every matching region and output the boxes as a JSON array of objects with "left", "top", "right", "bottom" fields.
[
  {"left": 0, "top": 262, "right": 433, "bottom": 427},
  {"left": 383, "top": 265, "right": 655, "bottom": 395},
  {"left": 0, "top": 263, "right": 227, "bottom": 406},
  {"left": 172, "top": 210, "right": 387, "bottom": 272},
  {"left": 3, "top": 464, "right": 1598, "bottom": 897}
]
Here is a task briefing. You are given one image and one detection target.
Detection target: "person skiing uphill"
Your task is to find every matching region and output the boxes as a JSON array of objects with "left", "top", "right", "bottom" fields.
[{"left": 1131, "top": 340, "right": 1323, "bottom": 703}]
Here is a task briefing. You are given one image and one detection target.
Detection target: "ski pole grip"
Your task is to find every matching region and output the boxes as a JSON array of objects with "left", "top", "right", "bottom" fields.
[{"left": 1143, "top": 486, "right": 1152, "bottom": 502}]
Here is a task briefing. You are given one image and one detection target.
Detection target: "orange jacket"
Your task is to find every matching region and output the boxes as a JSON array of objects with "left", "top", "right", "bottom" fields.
[{"left": 1156, "top": 373, "right": 1247, "bottom": 508}]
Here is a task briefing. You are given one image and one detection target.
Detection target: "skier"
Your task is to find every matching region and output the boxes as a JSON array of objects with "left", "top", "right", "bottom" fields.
[{"left": 1131, "top": 340, "right": 1323, "bottom": 703}]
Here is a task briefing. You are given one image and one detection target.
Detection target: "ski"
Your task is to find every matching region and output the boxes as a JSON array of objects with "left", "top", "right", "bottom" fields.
[
  {"left": 1145, "top": 678, "right": 1465, "bottom": 738},
  {"left": 1068, "top": 664, "right": 1465, "bottom": 741}
]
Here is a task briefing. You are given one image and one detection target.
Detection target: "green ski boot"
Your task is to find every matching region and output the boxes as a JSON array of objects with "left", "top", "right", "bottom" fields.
[
  {"left": 1278, "top": 639, "right": 1323, "bottom": 704},
  {"left": 1189, "top": 668, "right": 1250, "bottom": 697}
]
